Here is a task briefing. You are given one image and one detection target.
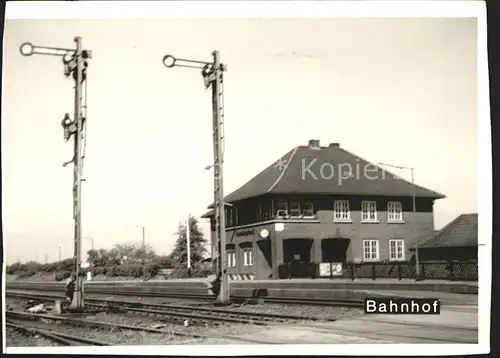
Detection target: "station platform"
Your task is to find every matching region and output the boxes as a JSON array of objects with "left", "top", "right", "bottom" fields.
[
  {"left": 7, "top": 277, "right": 477, "bottom": 306},
  {"left": 202, "top": 304, "right": 478, "bottom": 345},
  {"left": 229, "top": 279, "right": 477, "bottom": 306},
  {"left": 229, "top": 278, "right": 478, "bottom": 294},
  {"left": 6, "top": 279, "right": 212, "bottom": 296}
]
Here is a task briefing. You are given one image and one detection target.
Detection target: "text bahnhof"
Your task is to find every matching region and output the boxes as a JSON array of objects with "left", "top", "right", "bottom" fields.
[{"left": 364, "top": 298, "right": 441, "bottom": 315}]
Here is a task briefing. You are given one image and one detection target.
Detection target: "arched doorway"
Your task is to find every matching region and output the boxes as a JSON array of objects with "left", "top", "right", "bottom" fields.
[{"left": 283, "top": 238, "right": 313, "bottom": 278}]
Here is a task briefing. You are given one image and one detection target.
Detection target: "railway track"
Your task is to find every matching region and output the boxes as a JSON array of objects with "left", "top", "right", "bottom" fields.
[
  {"left": 6, "top": 310, "right": 207, "bottom": 337},
  {"left": 233, "top": 296, "right": 365, "bottom": 308},
  {"left": 6, "top": 320, "right": 111, "bottom": 346},
  {"left": 6, "top": 286, "right": 365, "bottom": 308},
  {"left": 6, "top": 310, "right": 215, "bottom": 346},
  {"left": 7, "top": 291, "right": 341, "bottom": 326},
  {"left": 6, "top": 309, "right": 303, "bottom": 346}
]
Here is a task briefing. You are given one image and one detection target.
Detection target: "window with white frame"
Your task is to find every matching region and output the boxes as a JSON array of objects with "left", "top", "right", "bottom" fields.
[
  {"left": 389, "top": 239, "right": 405, "bottom": 260},
  {"left": 361, "top": 201, "right": 377, "bottom": 222},
  {"left": 387, "top": 201, "right": 403, "bottom": 221},
  {"left": 276, "top": 201, "right": 288, "bottom": 217},
  {"left": 227, "top": 251, "right": 236, "bottom": 268},
  {"left": 334, "top": 200, "right": 350, "bottom": 221},
  {"left": 243, "top": 248, "right": 254, "bottom": 266},
  {"left": 302, "top": 202, "right": 314, "bottom": 217},
  {"left": 363, "top": 240, "right": 379, "bottom": 261}
]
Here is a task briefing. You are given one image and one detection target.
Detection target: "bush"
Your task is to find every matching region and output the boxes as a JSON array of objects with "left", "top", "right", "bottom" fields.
[
  {"left": 7, "top": 261, "right": 162, "bottom": 280},
  {"left": 6, "top": 263, "right": 22, "bottom": 275},
  {"left": 146, "top": 263, "right": 160, "bottom": 278},
  {"left": 168, "top": 264, "right": 211, "bottom": 279},
  {"left": 93, "top": 267, "right": 105, "bottom": 276},
  {"left": 59, "top": 258, "right": 75, "bottom": 271},
  {"left": 17, "top": 270, "right": 36, "bottom": 279},
  {"left": 168, "top": 267, "right": 188, "bottom": 279},
  {"left": 44, "top": 262, "right": 62, "bottom": 273},
  {"left": 193, "top": 266, "right": 212, "bottom": 277},
  {"left": 54, "top": 270, "right": 72, "bottom": 282},
  {"left": 89, "top": 264, "right": 161, "bottom": 278},
  {"left": 101, "top": 265, "right": 135, "bottom": 278}
]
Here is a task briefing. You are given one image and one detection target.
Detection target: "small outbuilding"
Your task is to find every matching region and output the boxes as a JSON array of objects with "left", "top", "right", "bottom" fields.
[{"left": 411, "top": 213, "right": 478, "bottom": 262}]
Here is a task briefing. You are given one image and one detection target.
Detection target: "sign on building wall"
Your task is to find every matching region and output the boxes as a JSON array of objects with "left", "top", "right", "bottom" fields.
[
  {"left": 319, "top": 262, "right": 344, "bottom": 277},
  {"left": 319, "top": 263, "right": 332, "bottom": 277},
  {"left": 236, "top": 229, "right": 254, "bottom": 237},
  {"left": 331, "top": 262, "right": 343, "bottom": 276}
]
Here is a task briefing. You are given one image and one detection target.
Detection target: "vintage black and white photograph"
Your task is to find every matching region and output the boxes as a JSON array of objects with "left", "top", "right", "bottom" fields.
[{"left": 2, "top": 1, "right": 489, "bottom": 355}]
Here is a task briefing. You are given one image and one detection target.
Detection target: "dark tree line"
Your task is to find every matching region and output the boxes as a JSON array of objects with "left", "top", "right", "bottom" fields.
[{"left": 7, "top": 215, "right": 211, "bottom": 280}]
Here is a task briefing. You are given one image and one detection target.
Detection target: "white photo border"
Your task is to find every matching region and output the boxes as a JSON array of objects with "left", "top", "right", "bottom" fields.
[{"left": 3, "top": 0, "right": 490, "bottom": 356}]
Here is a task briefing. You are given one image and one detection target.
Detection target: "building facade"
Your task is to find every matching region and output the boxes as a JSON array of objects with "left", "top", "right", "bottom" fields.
[{"left": 203, "top": 140, "right": 445, "bottom": 280}]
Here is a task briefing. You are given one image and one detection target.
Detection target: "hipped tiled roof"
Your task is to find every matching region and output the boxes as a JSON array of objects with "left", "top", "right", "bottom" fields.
[
  {"left": 203, "top": 141, "right": 445, "bottom": 217},
  {"left": 415, "top": 213, "right": 478, "bottom": 249}
]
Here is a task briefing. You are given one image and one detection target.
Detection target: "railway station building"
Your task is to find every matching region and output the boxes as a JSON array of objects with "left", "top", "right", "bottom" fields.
[{"left": 202, "top": 140, "right": 445, "bottom": 280}]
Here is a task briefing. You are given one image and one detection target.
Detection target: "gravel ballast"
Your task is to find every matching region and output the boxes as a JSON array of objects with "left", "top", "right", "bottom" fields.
[
  {"left": 6, "top": 292, "right": 363, "bottom": 347},
  {"left": 6, "top": 326, "right": 62, "bottom": 347}
]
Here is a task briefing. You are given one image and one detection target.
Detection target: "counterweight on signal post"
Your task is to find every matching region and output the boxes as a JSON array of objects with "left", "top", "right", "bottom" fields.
[
  {"left": 19, "top": 37, "right": 92, "bottom": 311},
  {"left": 162, "top": 51, "right": 230, "bottom": 305}
]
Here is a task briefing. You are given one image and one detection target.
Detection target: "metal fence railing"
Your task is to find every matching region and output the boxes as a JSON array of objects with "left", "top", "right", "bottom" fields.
[{"left": 278, "top": 260, "right": 478, "bottom": 281}]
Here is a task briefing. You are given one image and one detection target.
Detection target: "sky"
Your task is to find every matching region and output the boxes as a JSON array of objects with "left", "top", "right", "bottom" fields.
[{"left": 2, "top": 17, "right": 478, "bottom": 264}]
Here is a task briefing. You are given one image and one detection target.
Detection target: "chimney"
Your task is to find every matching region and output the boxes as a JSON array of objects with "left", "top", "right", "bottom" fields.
[
  {"left": 308, "top": 139, "right": 321, "bottom": 149},
  {"left": 329, "top": 143, "right": 340, "bottom": 148}
]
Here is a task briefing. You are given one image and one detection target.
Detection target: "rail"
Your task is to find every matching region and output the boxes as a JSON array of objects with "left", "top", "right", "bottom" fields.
[
  {"left": 6, "top": 310, "right": 206, "bottom": 338},
  {"left": 6, "top": 320, "right": 111, "bottom": 346},
  {"left": 6, "top": 308, "right": 308, "bottom": 346},
  {"left": 7, "top": 291, "right": 351, "bottom": 325},
  {"left": 7, "top": 288, "right": 365, "bottom": 309}
]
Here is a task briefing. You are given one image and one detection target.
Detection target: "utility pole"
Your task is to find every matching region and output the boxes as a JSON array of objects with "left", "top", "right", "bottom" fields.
[
  {"left": 20, "top": 38, "right": 92, "bottom": 311},
  {"left": 162, "top": 51, "right": 230, "bottom": 304},
  {"left": 410, "top": 168, "right": 420, "bottom": 280},
  {"left": 58, "top": 246, "right": 61, "bottom": 262}
]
